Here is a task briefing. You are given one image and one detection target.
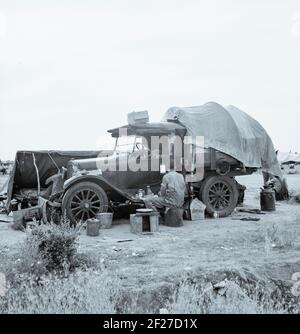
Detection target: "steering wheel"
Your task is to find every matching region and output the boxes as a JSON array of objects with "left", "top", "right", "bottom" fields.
[{"left": 136, "top": 142, "right": 143, "bottom": 151}]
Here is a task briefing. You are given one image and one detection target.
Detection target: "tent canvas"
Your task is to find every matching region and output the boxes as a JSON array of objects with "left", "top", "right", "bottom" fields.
[
  {"left": 5, "top": 150, "right": 108, "bottom": 212},
  {"left": 162, "top": 102, "right": 282, "bottom": 178},
  {"left": 278, "top": 152, "right": 300, "bottom": 164}
]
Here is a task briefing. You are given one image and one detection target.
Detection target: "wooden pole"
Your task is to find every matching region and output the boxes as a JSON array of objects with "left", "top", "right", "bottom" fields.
[{"left": 32, "top": 153, "right": 40, "bottom": 196}]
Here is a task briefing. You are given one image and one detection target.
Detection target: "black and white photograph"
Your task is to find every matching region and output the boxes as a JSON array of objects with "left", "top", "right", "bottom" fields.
[{"left": 0, "top": 0, "right": 300, "bottom": 321}]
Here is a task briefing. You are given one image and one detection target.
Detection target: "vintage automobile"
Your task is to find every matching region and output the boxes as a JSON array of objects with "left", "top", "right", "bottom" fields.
[
  {"left": 61, "top": 122, "right": 258, "bottom": 223},
  {"left": 7, "top": 103, "right": 282, "bottom": 224}
]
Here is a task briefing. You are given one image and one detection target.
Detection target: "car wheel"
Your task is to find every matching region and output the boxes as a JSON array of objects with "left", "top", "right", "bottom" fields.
[
  {"left": 62, "top": 181, "right": 108, "bottom": 225},
  {"left": 200, "top": 176, "right": 238, "bottom": 217}
]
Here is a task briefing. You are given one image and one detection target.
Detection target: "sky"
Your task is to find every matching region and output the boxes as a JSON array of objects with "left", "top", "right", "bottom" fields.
[{"left": 0, "top": 0, "right": 300, "bottom": 160}]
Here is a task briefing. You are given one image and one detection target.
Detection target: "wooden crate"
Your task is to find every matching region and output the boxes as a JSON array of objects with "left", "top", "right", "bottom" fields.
[{"left": 130, "top": 212, "right": 159, "bottom": 234}]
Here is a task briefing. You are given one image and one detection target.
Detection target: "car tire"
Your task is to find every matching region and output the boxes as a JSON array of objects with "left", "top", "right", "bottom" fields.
[
  {"left": 62, "top": 181, "right": 108, "bottom": 226},
  {"left": 200, "top": 176, "right": 239, "bottom": 217}
]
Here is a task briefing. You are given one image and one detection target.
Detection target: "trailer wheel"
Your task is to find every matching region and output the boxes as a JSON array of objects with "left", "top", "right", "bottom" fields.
[
  {"left": 200, "top": 176, "right": 238, "bottom": 217},
  {"left": 62, "top": 181, "right": 108, "bottom": 225}
]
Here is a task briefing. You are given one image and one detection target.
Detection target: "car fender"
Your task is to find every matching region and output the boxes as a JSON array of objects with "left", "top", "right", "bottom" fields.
[{"left": 63, "top": 174, "right": 133, "bottom": 202}]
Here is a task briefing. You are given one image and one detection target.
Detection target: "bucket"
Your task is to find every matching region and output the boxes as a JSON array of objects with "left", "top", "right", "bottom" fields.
[
  {"left": 86, "top": 218, "right": 100, "bottom": 237},
  {"left": 96, "top": 212, "right": 113, "bottom": 229},
  {"left": 165, "top": 208, "right": 184, "bottom": 227},
  {"left": 260, "top": 187, "right": 276, "bottom": 211}
]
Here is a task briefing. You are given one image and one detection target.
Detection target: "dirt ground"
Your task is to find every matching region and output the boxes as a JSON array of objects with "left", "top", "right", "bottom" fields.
[{"left": 1, "top": 173, "right": 300, "bottom": 296}]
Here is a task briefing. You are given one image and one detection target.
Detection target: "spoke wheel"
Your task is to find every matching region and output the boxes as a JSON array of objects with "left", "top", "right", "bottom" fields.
[
  {"left": 200, "top": 176, "right": 238, "bottom": 217},
  {"left": 62, "top": 181, "right": 108, "bottom": 226}
]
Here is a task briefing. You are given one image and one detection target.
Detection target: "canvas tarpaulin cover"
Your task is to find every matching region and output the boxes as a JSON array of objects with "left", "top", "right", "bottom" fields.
[{"left": 162, "top": 102, "right": 282, "bottom": 178}]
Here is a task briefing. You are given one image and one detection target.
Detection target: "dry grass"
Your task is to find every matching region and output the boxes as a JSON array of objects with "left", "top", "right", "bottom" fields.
[
  {"left": 249, "top": 222, "right": 297, "bottom": 253},
  {"left": 164, "top": 274, "right": 300, "bottom": 314},
  {"left": 1, "top": 219, "right": 299, "bottom": 314},
  {"left": 1, "top": 269, "right": 120, "bottom": 314}
]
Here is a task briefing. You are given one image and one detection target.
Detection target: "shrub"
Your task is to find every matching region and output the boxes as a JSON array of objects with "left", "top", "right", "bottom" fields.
[
  {"left": 0, "top": 220, "right": 121, "bottom": 314},
  {"left": 0, "top": 219, "right": 96, "bottom": 298},
  {"left": 11, "top": 220, "right": 88, "bottom": 278},
  {"left": 35, "top": 224, "right": 78, "bottom": 273}
]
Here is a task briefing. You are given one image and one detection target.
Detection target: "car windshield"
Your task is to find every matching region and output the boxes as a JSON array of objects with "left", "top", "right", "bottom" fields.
[
  {"left": 115, "top": 136, "right": 148, "bottom": 153},
  {"left": 115, "top": 136, "right": 136, "bottom": 153}
]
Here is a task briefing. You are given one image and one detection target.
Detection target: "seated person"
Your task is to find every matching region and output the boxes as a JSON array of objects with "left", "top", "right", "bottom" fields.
[{"left": 143, "top": 161, "right": 186, "bottom": 213}]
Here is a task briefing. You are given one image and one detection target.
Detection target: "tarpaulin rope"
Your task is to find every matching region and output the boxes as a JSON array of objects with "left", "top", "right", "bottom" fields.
[
  {"left": 32, "top": 153, "right": 40, "bottom": 196},
  {"left": 48, "top": 152, "right": 60, "bottom": 173}
]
